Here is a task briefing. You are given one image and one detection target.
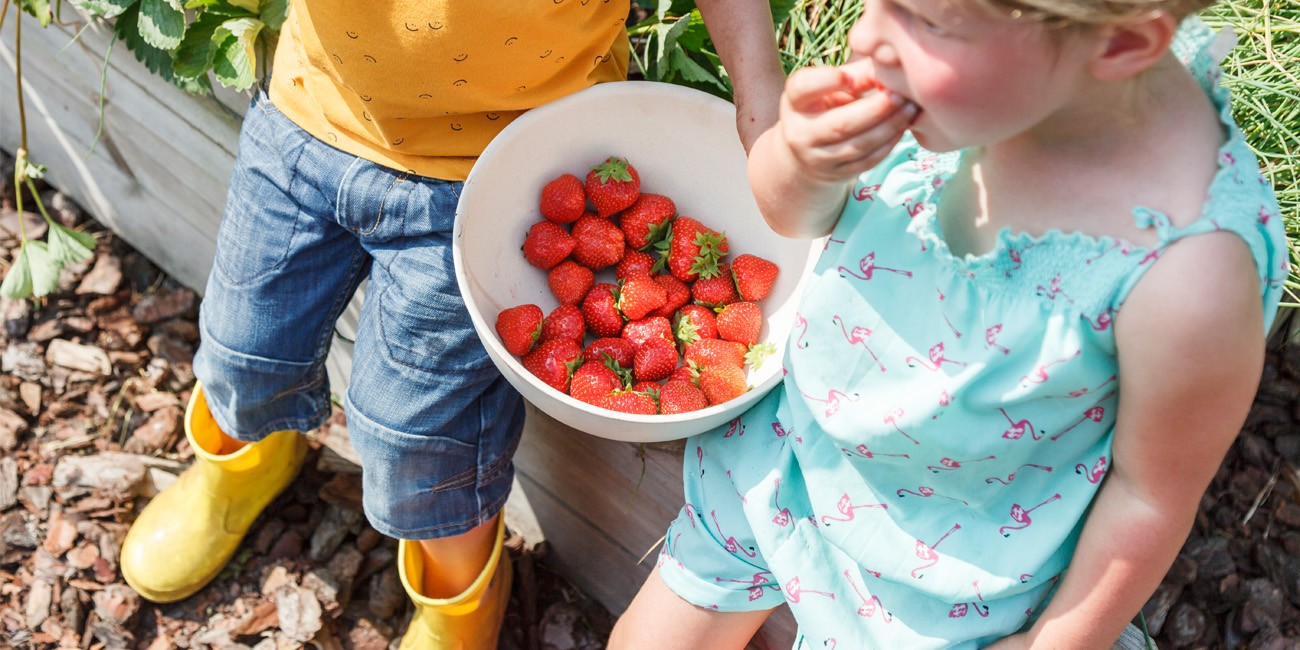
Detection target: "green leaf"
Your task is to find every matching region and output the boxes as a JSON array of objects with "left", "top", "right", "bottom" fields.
[
  {"left": 18, "top": 0, "right": 53, "bottom": 26},
  {"left": 28, "top": 242, "right": 60, "bottom": 298},
  {"left": 1, "top": 248, "right": 33, "bottom": 300},
  {"left": 68, "top": 0, "right": 138, "bottom": 19},
  {"left": 258, "top": 0, "right": 287, "bottom": 30},
  {"left": 669, "top": 47, "right": 722, "bottom": 86},
  {"left": 227, "top": 0, "right": 258, "bottom": 12},
  {"left": 172, "top": 11, "right": 225, "bottom": 79},
  {"left": 47, "top": 225, "right": 96, "bottom": 266},
  {"left": 212, "top": 17, "right": 264, "bottom": 90},
  {"left": 139, "top": 0, "right": 186, "bottom": 50},
  {"left": 21, "top": 161, "right": 46, "bottom": 181},
  {"left": 116, "top": 2, "right": 213, "bottom": 94}
]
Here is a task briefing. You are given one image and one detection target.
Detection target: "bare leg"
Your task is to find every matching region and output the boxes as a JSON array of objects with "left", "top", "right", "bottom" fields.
[
  {"left": 610, "top": 568, "right": 775, "bottom": 650},
  {"left": 416, "top": 513, "right": 501, "bottom": 598}
]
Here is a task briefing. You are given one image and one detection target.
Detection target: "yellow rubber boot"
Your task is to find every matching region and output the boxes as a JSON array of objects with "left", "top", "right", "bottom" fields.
[
  {"left": 120, "top": 384, "right": 307, "bottom": 603},
  {"left": 397, "top": 517, "right": 514, "bottom": 650}
]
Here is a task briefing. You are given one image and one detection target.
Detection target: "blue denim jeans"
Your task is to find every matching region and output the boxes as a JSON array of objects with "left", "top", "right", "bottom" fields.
[{"left": 193, "top": 89, "right": 525, "bottom": 541}]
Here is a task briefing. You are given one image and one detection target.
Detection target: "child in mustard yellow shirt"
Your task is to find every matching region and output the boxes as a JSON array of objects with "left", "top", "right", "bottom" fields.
[{"left": 118, "top": 2, "right": 785, "bottom": 647}]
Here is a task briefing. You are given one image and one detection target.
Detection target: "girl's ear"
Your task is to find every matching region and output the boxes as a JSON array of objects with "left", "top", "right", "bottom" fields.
[{"left": 1087, "top": 11, "right": 1179, "bottom": 81}]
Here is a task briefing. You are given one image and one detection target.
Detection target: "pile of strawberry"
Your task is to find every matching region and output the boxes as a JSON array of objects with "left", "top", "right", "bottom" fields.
[{"left": 494, "top": 156, "right": 781, "bottom": 415}]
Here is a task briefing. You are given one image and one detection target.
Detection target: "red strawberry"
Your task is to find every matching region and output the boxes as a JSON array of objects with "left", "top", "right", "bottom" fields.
[
  {"left": 699, "top": 365, "right": 748, "bottom": 405},
  {"left": 522, "top": 221, "right": 575, "bottom": 270},
  {"left": 715, "top": 302, "right": 763, "bottom": 346},
  {"left": 631, "top": 380, "right": 661, "bottom": 395},
  {"left": 540, "top": 304, "right": 585, "bottom": 345},
  {"left": 658, "top": 216, "right": 728, "bottom": 282},
  {"left": 668, "top": 364, "right": 699, "bottom": 385},
  {"left": 620, "top": 194, "right": 675, "bottom": 250},
  {"left": 622, "top": 317, "right": 674, "bottom": 350},
  {"left": 585, "top": 157, "right": 641, "bottom": 217},
  {"left": 674, "top": 304, "right": 719, "bottom": 348},
  {"left": 568, "top": 359, "right": 623, "bottom": 404},
  {"left": 597, "top": 389, "right": 658, "bottom": 415},
  {"left": 548, "top": 261, "right": 594, "bottom": 305},
  {"left": 731, "top": 254, "right": 780, "bottom": 302},
  {"left": 692, "top": 262, "right": 740, "bottom": 308},
  {"left": 634, "top": 337, "right": 679, "bottom": 382},
  {"left": 540, "top": 173, "right": 586, "bottom": 224},
  {"left": 660, "top": 379, "right": 708, "bottom": 414},
  {"left": 615, "top": 250, "right": 656, "bottom": 282},
  {"left": 495, "top": 304, "right": 543, "bottom": 357},
  {"left": 582, "top": 283, "right": 624, "bottom": 337},
  {"left": 571, "top": 213, "right": 625, "bottom": 270},
  {"left": 685, "top": 338, "right": 747, "bottom": 371},
  {"left": 618, "top": 273, "right": 668, "bottom": 321},
  {"left": 584, "top": 337, "right": 636, "bottom": 369},
  {"left": 648, "top": 274, "right": 690, "bottom": 319},
  {"left": 522, "top": 339, "right": 582, "bottom": 394}
]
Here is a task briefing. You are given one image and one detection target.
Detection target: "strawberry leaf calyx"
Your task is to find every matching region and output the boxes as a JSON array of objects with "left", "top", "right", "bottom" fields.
[
  {"left": 591, "top": 157, "right": 633, "bottom": 184},
  {"left": 745, "top": 342, "right": 776, "bottom": 371}
]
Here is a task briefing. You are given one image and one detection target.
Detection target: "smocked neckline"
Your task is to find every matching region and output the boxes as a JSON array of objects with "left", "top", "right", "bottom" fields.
[{"left": 905, "top": 62, "right": 1244, "bottom": 273}]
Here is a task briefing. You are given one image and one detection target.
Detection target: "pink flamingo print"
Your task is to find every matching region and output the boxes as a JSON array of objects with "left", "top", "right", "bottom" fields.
[
  {"left": 1258, "top": 205, "right": 1272, "bottom": 225},
  {"left": 904, "top": 197, "right": 927, "bottom": 219},
  {"left": 696, "top": 445, "right": 704, "bottom": 477},
  {"left": 910, "top": 152, "right": 938, "bottom": 171},
  {"left": 853, "top": 184, "right": 882, "bottom": 201},
  {"left": 772, "top": 479, "right": 792, "bottom": 527},
  {"left": 1139, "top": 247, "right": 1163, "bottom": 266},
  {"left": 844, "top": 569, "right": 893, "bottom": 622},
  {"left": 715, "top": 571, "right": 778, "bottom": 601},
  {"left": 793, "top": 312, "right": 810, "bottom": 349},
  {"left": 1085, "top": 308, "right": 1114, "bottom": 331},
  {"left": 822, "top": 236, "right": 846, "bottom": 251},
  {"left": 684, "top": 503, "right": 700, "bottom": 528},
  {"left": 800, "top": 389, "right": 860, "bottom": 418},
  {"left": 832, "top": 315, "right": 885, "bottom": 371},
  {"left": 824, "top": 640, "right": 837, "bottom": 649},
  {"left": 1035, "top": 274, "right": 1074, "bottom": 303},
  {"left": 1020, "top": 349, "right": 1082, "bottom": 385},
  {"left": 936, "top": 287, "right": 962, "bottom": 338},
  {"left": 883, "top": 407, "right": 921, "bottom": 445},
  {"left": 1049, "top": 406, "right": 1106, "bottom": 441},
  {"left": 772, "top": 421, "right": 801, "bottom": 445},
  {"left": 1052, "top": 374, "right": 1117, "bottom": 400},
  {"left": 928, "top": 455, "right": 996, "bottom": 473},
  {"left": 999, "top": 493, "right": 1062, "bottom": 537},
  {"left": 841, "top": 444, "right": 911, "bottom": 461},
  {"left": 837, "top": 252, "right": 913, "bottom": 281},
  {"left": 820, "top": 493, "right": 887, "bottom": 526},
  {"left": 949, "top": 581, "right": 990, "bottom": 618},
  {"left": 984, "top": 324, "right": 1011, "bottom": 355},
  {"left": 725, "top": 470, "right": 748, "bottom": 503},
  {"left": 912, "top": 523, "right": 961, "bottom": 578},
  {"left": 896, "top": 486, "right": 969, "bottom": 505},
  {"left": 723, "top": 417, "right": 745, "bottom": 438},
  {"left": 784, "top": 576, "right": 836, "bottom": 603},
  {"left": 1075, "top": 455, "right": 1107, "bottom": 483},
  {"left": 999, "top": 407, "right": 1041, "bottom": 441},
  {"left": 711, "top": 510, "right": 757, "bottom": 558},
  {"left": 932, "top": 389, "right": 953, "bottom": 420},
  {"left": 905, "top": 342, "right": 968, "bottom": 372},
  {"left": 985, "top": 463, "right": 1053, "bottom": 486}
]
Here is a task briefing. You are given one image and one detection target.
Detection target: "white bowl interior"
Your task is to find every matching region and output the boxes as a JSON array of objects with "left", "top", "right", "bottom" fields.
[{"left": 454, "top": 81, "right": 819, "bottom": 443}]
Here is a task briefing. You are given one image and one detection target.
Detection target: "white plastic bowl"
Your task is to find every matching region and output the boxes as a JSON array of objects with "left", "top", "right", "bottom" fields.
[{"left": 453, "top": 81, "right": 820, "bottom": 443}]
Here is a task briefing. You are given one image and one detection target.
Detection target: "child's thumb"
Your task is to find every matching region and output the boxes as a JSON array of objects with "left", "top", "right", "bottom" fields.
[{"left": 836, "top": 57, "right": 881, "bottom": 95}]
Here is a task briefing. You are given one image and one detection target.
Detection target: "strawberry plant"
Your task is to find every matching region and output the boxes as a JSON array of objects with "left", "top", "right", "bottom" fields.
[{"left": 3, "top": 0, "right": 287, "bottom": 299}]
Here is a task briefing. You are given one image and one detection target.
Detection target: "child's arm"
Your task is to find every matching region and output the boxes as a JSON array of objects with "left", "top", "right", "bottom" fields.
[
  {"left": 694, "top": 0, "right": 786, "bottom": 152},
  {"left": 748, "top": 60, "right": 918, "bottom": 239},
  {"left": 989, "top": 233, "right": 1265, "bottom": 650}
]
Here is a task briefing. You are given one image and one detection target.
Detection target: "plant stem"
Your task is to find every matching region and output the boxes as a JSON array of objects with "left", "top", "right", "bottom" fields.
[
  {"left": 25, "top": 178, "right": 55, "bottom": 226},
  {"left": 15, "top": 2, "right": 28, "bottom": 153},
  {"left": 0, "top": 0, "right": 11, "bottom": 35}
]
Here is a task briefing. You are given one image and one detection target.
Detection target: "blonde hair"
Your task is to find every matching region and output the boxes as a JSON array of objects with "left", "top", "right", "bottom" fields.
[{"left": 970, "top": 0, "right": 1211, "bottom": 26}]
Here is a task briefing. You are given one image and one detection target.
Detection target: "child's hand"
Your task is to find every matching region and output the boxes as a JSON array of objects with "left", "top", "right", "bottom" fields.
[
  {"left": 984, "top": 632, "right": 1031, "bottom": 649},
  {"left": 773, "top": 57, "right": 918, "bottom": 184}
]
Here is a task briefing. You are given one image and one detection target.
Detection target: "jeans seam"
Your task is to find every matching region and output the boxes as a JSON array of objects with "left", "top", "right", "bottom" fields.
[
  {"left": 311, "top": 243, "right": 371, "bottom": 369},
  {"left": 362, "top": 172, "right": 408, "bottom": 236},
  {"left": 335, "top": 157, "right": 365, "bottom": 232}
]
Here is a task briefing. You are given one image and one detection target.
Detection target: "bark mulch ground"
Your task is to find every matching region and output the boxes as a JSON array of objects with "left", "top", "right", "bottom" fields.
[{"left": 1, "top": 150, "right": 1299, "bottom": 649}]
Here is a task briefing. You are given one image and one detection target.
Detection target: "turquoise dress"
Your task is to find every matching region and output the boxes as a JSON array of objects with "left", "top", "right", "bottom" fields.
[{"left": 657, "top": 19, "right": 1289, "bottom": 649}]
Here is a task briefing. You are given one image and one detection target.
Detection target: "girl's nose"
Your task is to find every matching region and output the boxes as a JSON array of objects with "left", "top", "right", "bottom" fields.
[{"left": 849, "top": 0, "right": 902, "bottom": 69}]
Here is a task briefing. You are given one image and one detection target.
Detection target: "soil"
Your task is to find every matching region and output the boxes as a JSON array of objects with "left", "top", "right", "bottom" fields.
[{"left": 1, "top": 150, "right": 1298, "bottom": 649}]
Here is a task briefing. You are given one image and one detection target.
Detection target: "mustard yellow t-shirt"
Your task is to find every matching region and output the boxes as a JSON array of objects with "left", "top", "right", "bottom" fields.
[{"left": 269, "top": 0, "right": 630, "bottom": 181}]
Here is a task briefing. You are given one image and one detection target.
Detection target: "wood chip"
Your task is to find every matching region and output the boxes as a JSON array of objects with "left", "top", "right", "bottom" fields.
[
  {"left": 25, "top": 578, "right": 52, "bottom": 629},
  {"left": 274, "top": 585, "right": 322, "bottom": 643},
  {"left": 92, "top": 584, "right": 139, "bottom": 624},
  {"left": 42, "top": 510, "right": 79, "bottom": 555},
  {"left": 76, "top": 256, "right": 123, "bottom": 296},
  {"left": 0, "top": 457, "right": 16, "bottom": 511},
  {"left": 52, "top": 452, "right": 147, "bottom": 500},
  {"left": 19, "top": 382, "right": 41, "bottom": 415},
  {"left": 45, "top": 340, "right": 111, "bottom": 376},
  {"left": 132, "top": 391, "right": 181, "bottom": 413}
]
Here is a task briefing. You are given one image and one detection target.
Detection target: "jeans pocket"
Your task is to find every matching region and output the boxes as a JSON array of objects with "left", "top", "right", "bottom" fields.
[{"left": 213, "top": 110, "right": 311, "bottom": 286}]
